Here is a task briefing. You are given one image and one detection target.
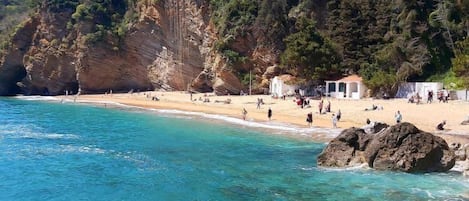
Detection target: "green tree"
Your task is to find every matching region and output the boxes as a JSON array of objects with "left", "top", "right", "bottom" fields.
[
  {"left": 281, "top": 17, "right": 341, "bottom": 82},
  {"left": 452, "top": 37, "right": 469, "bottom": 89}
]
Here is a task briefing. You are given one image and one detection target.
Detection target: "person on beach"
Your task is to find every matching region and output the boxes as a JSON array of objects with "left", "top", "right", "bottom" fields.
[
  {"left": 336, "top": 109, "right": 341, "bottom": 121},
  {"left": 427, "top": 90, "right": 433, "bottom": 104},
  {"left": 441, "top": 87, "right": 449, "bottom": 103},
  {"left": 318, "top": 100, "right": 323, "bottom": 114},
  {"left": 395, "top": 111, "right": 402, "bottom": 123},
  {"left": 332, "top": 114, "right": 338, "bottom": 128},
  {"left": 268, "top": 107, "right": 272, "bottom": 120},
  {"left": 437, "top": 120, "right": 446, "bottom": 130},
  {"left": 242, "top": 108, "right": 248, "bottom": 120},
  {"left": 415, "top": 93, "right": 421, "bottom": 104},
  {"left": 306, "top": 112, "right": 313, "bottom": 127},
  {"left": 325, "top": 100, "right": 331, "bottom": 113},
  {"left": 365, "top": 104, "right": 378, "bottom": 111}
]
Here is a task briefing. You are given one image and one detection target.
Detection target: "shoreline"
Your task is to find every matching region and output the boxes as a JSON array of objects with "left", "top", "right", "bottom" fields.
[{"left": 18, "top": 91, "right": 469, "bottom": 144}]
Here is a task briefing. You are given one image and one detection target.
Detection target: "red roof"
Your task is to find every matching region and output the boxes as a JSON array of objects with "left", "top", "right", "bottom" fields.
[{"left": 337, "top": 74, "right": 363, "bottom": 82}]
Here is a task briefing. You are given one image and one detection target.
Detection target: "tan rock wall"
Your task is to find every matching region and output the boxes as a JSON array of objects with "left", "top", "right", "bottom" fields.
[{"left": 0, "top": 0, "right": 281, "bottom": 95}]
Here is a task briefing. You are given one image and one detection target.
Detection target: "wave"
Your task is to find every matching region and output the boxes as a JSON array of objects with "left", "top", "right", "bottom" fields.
[
  {"left": 0, "top": 124, "right": 80, "bottom": 140},
  {"left": 43, "top": 145, "right": 159, "bottom": 171},
  {"left": 316, "top": 163, "right": 372, "bottom": 172},
  {"left": 13, "top": 95, "right": 60, "bottom": 102}
]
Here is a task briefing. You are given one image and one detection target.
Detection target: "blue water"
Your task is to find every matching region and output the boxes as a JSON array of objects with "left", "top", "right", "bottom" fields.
[{"left": 1, "top": 97, "right": 469, "bottom": 201}]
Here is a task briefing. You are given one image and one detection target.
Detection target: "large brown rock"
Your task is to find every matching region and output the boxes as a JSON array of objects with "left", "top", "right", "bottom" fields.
[
  {"left": 365, "top": 123, "right": 455, "bottom": 172},
  {"left": 318, "top": 122, "right": 456, "bottom": 173},
  {"left": 212, "top": 69, "right": 243, "bottom": 95},
  {"left": 317, "top": 127, "right": 374, "bottom": 167},
  {"left": 0, "top": 17, "right": 37, "bottom": 95}
]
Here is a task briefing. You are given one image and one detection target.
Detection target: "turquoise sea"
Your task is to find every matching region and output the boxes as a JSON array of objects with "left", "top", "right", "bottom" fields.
[{"left": 1, "top": 97, "right": 469, "bottom": 201}]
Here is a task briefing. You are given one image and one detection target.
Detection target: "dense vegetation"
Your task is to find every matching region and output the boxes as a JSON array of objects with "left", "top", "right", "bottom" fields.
[
  {"left": 0, "top": 0, "right": 38, "bottom": 54},
  {"left": 2, "top": 0, "right": 469, "bottom": 95},
  {"left": 210, "top": 0, "right": 469, "bottom": 95}
]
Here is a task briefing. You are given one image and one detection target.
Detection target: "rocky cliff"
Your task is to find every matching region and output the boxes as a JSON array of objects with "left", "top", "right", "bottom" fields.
[{"left": 0, "top": 0, "right": 279, "bottom": 96}]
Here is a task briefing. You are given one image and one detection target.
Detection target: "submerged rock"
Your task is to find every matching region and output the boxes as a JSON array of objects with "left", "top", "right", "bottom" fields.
[{"left": 317, "top": 122, "right": 456, "bottom": 173}]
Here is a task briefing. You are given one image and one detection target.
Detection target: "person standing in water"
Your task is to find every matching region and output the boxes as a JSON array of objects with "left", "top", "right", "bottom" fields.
[{"left": 267, "top": 107, "right": 272, "bottom": 121}]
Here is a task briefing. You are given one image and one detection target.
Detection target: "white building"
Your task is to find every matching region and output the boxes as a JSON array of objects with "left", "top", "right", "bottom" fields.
[
  {"left": 269, "top": 74, "right": 298, "bottom": 97},
  {"left": 325, "top": 75, "right": 368, "bottom": 99}
]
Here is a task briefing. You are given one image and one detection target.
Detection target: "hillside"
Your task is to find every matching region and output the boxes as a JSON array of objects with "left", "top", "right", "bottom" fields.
[{"left": 0, "top": 0, "right": 468, "bottom": 96}]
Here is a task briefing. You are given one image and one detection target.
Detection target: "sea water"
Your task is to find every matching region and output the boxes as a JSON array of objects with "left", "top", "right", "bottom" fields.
[{"left": 1, "top": 97, "right": 469, "bottom": 201}]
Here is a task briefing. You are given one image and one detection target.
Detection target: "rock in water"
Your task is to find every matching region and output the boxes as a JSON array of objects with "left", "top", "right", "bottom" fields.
[
  {"left": 317, "top": 127, "right": 373, "bottom": 167},
  {"left": 365, "top": 122, "right": 455, "bottom": 172},
  {"left": 318, "top": 122, "right": 456, "bottom": 173}
]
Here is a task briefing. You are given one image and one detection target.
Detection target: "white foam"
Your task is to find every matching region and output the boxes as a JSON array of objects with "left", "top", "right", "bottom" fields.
[
  {"left": 317, "top": 163, "right": 371, "bottom": 172},
  {"left": 0, "top": 124, "right": 79, "bottom": 140},
  {"left": 13, "top": 95, "right": 60, "bottom": 101},
  {"left": 58, "top": 145, "right": 106, "bottom": 154},
  {"left": 451, "top": 161, "right": 466, "bottom": 173}
]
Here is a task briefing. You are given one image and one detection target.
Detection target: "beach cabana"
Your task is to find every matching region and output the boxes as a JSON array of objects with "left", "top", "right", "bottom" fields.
[
  {"left": 325, "top": 75, "right": 367, "bottom": 99},
  {"left": 269, "top": 74, "right": 298, "bottom": 97}
]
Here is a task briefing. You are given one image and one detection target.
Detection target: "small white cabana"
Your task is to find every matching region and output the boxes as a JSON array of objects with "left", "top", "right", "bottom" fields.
[
  {"left": 325, "top": 75, "right": 367, "bottom": 99},
  {"left": 269, "top": 74, "right": 298, "bottom": 97}
]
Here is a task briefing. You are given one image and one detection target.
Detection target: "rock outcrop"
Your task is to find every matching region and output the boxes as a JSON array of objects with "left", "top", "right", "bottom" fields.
[
  {"left": 0, "top": 0, "right": 281, "bottom": 96},
  {"left": 317, "top": 127, "right": 373, "bottom": 167},
  {"left": 318, "top": 122, "right": 456, "bottom": 173},
  {"left": 452, "top": 143, "right": 469, "bottom": 176}
]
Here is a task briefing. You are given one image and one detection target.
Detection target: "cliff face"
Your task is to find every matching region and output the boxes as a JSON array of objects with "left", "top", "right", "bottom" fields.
[{"left": 0, "top": 0, "right": 279, "bottom": 96}]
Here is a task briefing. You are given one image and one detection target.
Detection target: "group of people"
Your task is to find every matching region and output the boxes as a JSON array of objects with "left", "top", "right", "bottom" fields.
[
  {"left": 437, "top": 88, "right": 450, "bottom": 103},
  {"left": 295, "top": 96, "right": 310, "bottom": 109},
  {"left": 408, "top": 89, "right": 450, "bottom": 104},
  {"left": 318, "top": 100, "right": 332, "bottom": 114},
  {"left": 241, "top": 98, "right": 341, "bottom": 129}
]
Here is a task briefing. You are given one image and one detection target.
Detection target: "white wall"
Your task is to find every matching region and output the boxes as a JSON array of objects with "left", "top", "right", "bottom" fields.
[
  {"left": 415, "top": 82, "right": 443, "bottom": 99},
  {"left": 270, "top": 76, "right": 297, "bottom": 97},
  {"left": 397, "top": 82, "right": 443, "bottom": 99},
  {"left": 455, "top": 90, "right": 469, "bottom": 101}
]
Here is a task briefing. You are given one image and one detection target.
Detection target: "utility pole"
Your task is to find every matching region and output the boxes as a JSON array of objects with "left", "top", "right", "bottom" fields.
[{"left": 249, "top": 68, "right": 252, "bottom": 96}]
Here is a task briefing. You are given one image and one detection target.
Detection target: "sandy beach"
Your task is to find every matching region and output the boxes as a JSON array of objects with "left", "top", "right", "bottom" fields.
[{"left": 64, "top": 91, "right": 469, "bottom": 145}]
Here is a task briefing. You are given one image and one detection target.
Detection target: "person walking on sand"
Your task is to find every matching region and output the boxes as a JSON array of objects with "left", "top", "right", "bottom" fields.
[
  {"left": 318, "top": 100, "right": 323, "bottom": 114},
  {"left": 336, "top": 109, "right": 341, "bottom": 121},
  {"left": 306, "top": 112, "right": 313, "bottom": 127},
  {"left": 242, "top": 108, "right": 248, "bottom": 120},
  {"left": 332, "top": 114, "right": 338, "bottom": 128},
  {"left": 267, "top": 107, "right": 272, "bottom": 121},
  {"left": 395, "top": 110, "right": 402, "bottom": 123},
  {"left": 325, "top": 100, "right": 331, "bottom": 113}
]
